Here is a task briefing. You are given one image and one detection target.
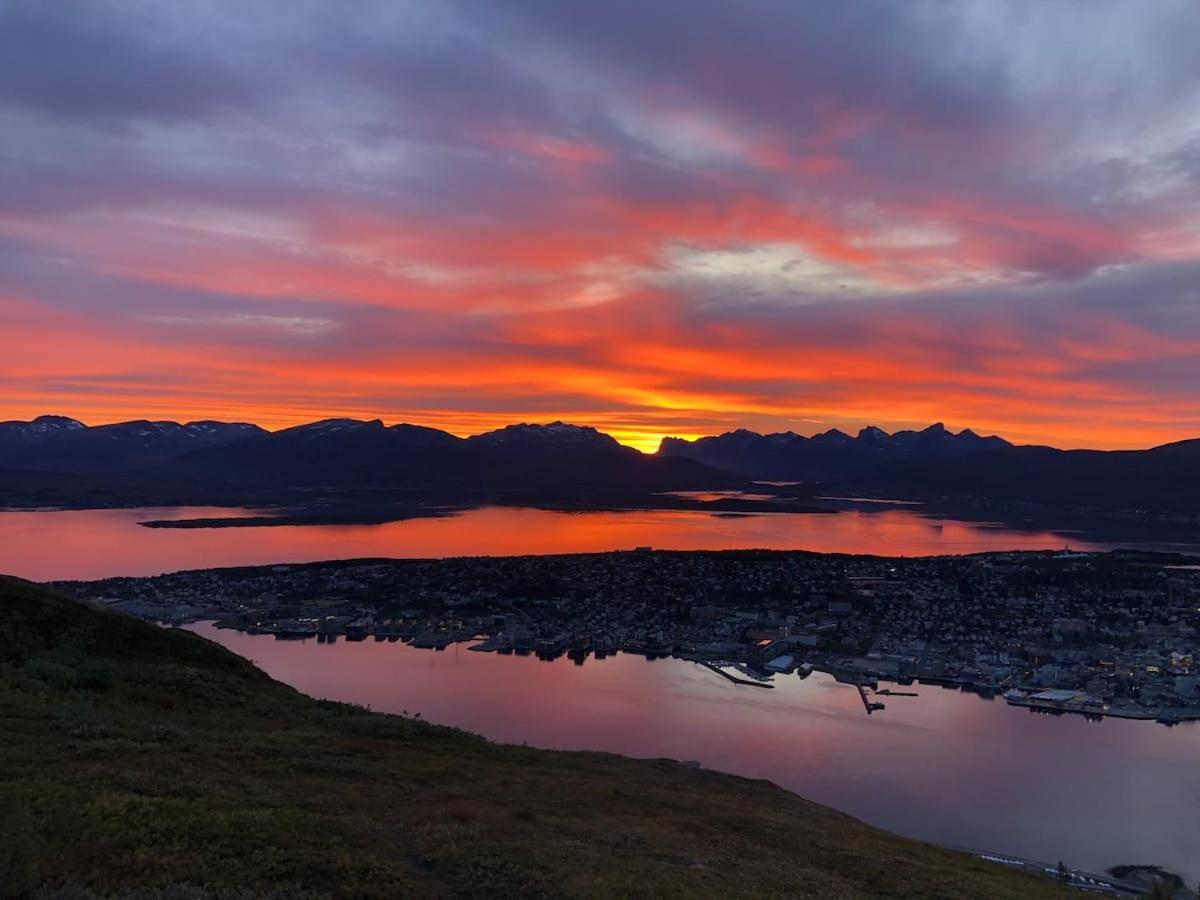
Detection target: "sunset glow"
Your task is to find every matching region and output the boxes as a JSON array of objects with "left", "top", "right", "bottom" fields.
[{"left": 3, "top": 1, "right": 1200, "bottom": 448}]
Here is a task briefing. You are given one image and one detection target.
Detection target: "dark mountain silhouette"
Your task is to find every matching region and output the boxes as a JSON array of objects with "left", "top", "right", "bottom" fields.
[
  {"left": 458, "top": 422, "right": 730, "bottom": 493},
  {"left": 467, "top": 421, "right": 619, "bottom": 452},
  {"left": 658, "top": 423, "right": 1011, "bottom": 481},
  {"left": 0, "top": 416, "right": 733, "bottom": 501},
  {"left": 0, "top": 415, "right": 86, "bottom": 458},
  {"left": 3, "top": 414, "right": 1200, "bottom": 513},
  {"left": 847, "top": 438, "right": 1200, "bottom": 511},
  {"left": 167, "top": 418, "right": 464, "bottom": 487},
  {"left": 0, "top": 418, "right": 265, "bottom": 471},
  {"left": 659, "top": 425, "right": 1200, "bottom": 512},
  {"left": 166, "top": 418, "right": 728, "bottom": 492}
]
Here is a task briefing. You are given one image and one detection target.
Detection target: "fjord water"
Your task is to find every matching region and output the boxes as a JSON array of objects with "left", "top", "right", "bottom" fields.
[
  {"left": 187, "top": 623, "right": 1200, "bottom": 883},
  {"left": 0, "top": 504, "right": 1122, "bottom": 581}
]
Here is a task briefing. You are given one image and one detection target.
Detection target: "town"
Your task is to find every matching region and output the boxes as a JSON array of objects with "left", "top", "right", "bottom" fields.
[{"left": 55, "top": 548, "right": 1200, "bottom": 724}]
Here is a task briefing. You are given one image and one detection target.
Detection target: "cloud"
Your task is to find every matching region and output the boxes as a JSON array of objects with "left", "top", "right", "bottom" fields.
[
  {"left": 2, "top": 0, "right": 1199, "bottom": 449},
  {"left": 0, "top": 1, "right": 256, "bottom": 121}
]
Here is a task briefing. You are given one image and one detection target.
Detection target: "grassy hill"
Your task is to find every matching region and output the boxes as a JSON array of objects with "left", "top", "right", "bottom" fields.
[{"left": 0, "top": 577, "right": 1069, "bottom": 899}]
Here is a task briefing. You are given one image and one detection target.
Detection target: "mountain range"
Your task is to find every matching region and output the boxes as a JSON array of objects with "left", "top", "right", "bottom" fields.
[
  {"left": 0, "top": 416, "right": 732, "bottom": 507},
  {"left": 0, "top": 415, "right": 265, "bottom": 471},
  {"left": 659, "top": 424, "right": 1200, "bottom": 513},
  {"left": 658, "top": 423, "right": 1011, "bottom": 481},
  {"left": 2, "top": 415, "right": 1199, "bottom": 514}
]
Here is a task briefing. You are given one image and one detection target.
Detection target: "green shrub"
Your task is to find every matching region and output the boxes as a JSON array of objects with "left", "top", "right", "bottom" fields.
[
  {"left": 55, "top": 703, "right": 113, "bottom": 739},
  {"left": 0, "top": 804, "right": 37, "bottom": 898},
  {"left": 18, "top": 658, "right": 78, "bottom": 691},
  {"left": 40, "top": 885, "right": 327, "bottom": 900},
  {"left": 73, "top": 657, "right": 115, "bottom": 691}
]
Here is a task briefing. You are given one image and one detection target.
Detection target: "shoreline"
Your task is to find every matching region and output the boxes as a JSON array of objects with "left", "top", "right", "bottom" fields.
[{"left": 184, "top": 620, "right": 1200, "bottom": 727}]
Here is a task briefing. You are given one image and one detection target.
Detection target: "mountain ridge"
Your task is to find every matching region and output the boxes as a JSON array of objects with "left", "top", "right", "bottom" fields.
[
  {"left": 0, "top": 417, "right": 266, "bottom": 472},
  {"left": 0, "top": 416, "right": 738, "bottom": 504},
  {"left": 658, "top": 426, "right": 1200, "bottom": 512},
  {"left": 3, "top": 414, "right": 1200, "bottom": 513},
  {"left": 8, "top": 413, "right": 1193, "bottom": 455},
  {"left": 657, "top": 423, "right": 1013, "bottom": 481}
]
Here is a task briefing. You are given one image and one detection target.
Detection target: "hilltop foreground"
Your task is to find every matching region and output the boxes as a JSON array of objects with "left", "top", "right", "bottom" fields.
[{"left": 0, "top": 578, "right": 1066, "bottom": 899}]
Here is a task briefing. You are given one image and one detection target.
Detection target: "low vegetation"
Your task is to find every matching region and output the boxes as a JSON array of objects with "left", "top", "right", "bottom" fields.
[{"left": 0, "top": 576, "right": 1068, "bottom": 898}]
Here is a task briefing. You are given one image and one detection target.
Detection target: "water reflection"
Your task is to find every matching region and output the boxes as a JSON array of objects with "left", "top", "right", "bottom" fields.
[
  {"left": 3, "top": 505, "right": 1116, "bottom": 581},
  {"left": 186, "top": 623, "right": 1200, "bottom": 883}
]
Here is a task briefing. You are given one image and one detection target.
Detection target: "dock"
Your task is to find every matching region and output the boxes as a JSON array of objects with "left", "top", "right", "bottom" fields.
[
  {"left": 1006, "top": 693, "right": 1200, "bottom": 724},
  {"left": 696, "top": 661, "right": 774, "bottom": 689},
  {"left": 857, "top": 683, "right": 885, "bottom": 714}
]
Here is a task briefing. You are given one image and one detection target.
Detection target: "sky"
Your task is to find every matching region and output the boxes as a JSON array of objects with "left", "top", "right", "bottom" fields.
[{"left": 2, "top": 1, "right": 1200, "bottom": 452}]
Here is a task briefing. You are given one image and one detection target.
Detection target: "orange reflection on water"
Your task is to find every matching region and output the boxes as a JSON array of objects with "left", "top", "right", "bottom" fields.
[{"left": 0, "top": 505, "right": 1111, "bottom": 582}]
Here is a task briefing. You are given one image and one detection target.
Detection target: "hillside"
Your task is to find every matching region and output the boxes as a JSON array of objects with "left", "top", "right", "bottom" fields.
[{"left": 0, "top": 578, "right": 1069, "bottom": 898}]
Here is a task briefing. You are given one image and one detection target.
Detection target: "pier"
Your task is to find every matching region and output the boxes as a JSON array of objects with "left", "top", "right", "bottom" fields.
[
  {"left": 857, "top": 684, "right": 885, "bottom": 715},
  {"left": 697, "top": 660, "right": 775, "bottom": 689}
]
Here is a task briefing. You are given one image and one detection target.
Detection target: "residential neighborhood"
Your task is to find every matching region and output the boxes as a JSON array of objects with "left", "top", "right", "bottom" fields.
[{"left": 57, "top": 548, "right": 1200, "bottom": 724}]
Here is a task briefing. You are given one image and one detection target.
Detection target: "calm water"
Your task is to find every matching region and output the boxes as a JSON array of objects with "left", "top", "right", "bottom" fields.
[
  {"left": 0, "top": 504, "right": 1120, "bottom": 582},
  {"left": 187, "top": 623, "right": 1200, "bottom": 882}
]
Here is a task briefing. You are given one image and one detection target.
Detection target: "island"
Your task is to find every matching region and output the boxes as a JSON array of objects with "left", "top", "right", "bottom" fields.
[{"left": 56, "top": 547, "right": 1200, "bottom": 725}]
